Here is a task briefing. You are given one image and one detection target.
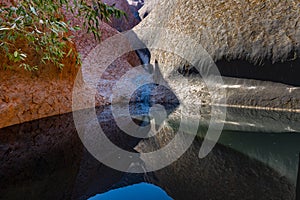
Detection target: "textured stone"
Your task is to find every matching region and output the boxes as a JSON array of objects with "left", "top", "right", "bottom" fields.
[
  {"left": 137, "top": 0, "right": 300, "bottom": 64},
  {"left": 102, "top": 0, "right": 140, "bottom": 31},
  {"left": 133, "top": 0, "right": 300, "bottom": 77},
  {"left": 0, "top": 4, "right": 141, "bottom": 128},
  {"left": 127, "top": 0, "right": 144, "bottom": 20},
  {"left": 132, "top": 0, "right": 300, "bottom": 110},
  {"left": 138, "top": 0, "right": 159, "bottom": 19},
  {"left": 64, "top": 7, "right": 141, "bottom": 66}
]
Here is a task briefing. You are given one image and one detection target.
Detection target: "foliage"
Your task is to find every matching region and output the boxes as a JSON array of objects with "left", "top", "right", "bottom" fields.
[{"left": 0, "top": 0, "right": 126, "bottom": 71}]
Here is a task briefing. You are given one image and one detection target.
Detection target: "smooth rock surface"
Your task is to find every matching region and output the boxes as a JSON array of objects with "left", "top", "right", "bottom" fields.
[{"left": 132, "top": 0, "right": 300, "bottom": 109}]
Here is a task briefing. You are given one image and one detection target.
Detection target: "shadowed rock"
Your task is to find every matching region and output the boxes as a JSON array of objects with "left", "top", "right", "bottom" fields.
[{"left": 132, "top": 0, "right": 300, "bottom": 109}]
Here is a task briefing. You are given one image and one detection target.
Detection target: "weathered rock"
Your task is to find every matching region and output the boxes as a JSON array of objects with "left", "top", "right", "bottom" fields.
[
  {"left": 0, "top": 5, "right": 141, "bottom": 129},
  {"left": 127, "top": 0, "right": 144, "bottom": 20},
  {"left": 132, "top": 0, "right": 300, "bottom": 109},
  {"left": 64, "top": 6, "right": 141, "bottom": 66},
  {"left": 127, "top": 0, "right": 144, "bottom": 9},
  {"left": 0, "top": 42, "right": 78, "bottom": 128},
  {"left": 138, "top": 0, "right": 159, "bottom": 19},
  {"left": 137, "top": 0, "right": 300, "bottom": 64},
  {"left": 102, "top": 0, "right": 140, "bottom": 31}
]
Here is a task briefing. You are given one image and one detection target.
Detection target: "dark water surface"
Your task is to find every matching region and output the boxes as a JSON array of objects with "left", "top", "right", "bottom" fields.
[{"left": 0, "top": 104, "right": 299, "bottom": 200}]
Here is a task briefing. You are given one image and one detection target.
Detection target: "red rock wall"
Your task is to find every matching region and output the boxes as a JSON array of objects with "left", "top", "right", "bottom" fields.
[
  {"left": 0, "top": 2, "right": 141, "bottom": 128},
  {"left": 0, "top": 31, "right": 79, "bottom": 128}
]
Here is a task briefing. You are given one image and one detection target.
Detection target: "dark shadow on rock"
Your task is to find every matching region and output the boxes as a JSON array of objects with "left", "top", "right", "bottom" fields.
[{"left": 216, "top": 58, "right": 300, "bottom": 86}]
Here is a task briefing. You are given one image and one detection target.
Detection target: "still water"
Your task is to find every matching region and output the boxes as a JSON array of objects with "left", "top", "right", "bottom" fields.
[
  {"left": 88, "top": 183, "right": 172, "bottom": 200},
  {"left": 0, "top": 103, "right": 299, "bottom": 200}
]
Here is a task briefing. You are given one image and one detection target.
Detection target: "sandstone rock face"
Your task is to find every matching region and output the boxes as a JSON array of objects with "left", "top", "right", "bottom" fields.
[
  {"left": 0, "top": 72, "right": 75, "bottom": 128},
  {"left": 138, "top": 0, "right": 159, "bottom": 19},
  {"left": 127, "top": 0, "right": 144, "bottom": 19},
  {"left": 132, "top": 0, "right": 300, "bottom": 109},
  {"left": 0, "top": 37, "right": 78, "bottom": 128},
  {"left": 64, "top": 5, "right": 140, "bottom": 65},
  {"left": 102, "top": 0, "right": 140, "bottom": 31},
  {"left": 0, "top": 6, "right": 141, "bottom": 129},
  {"left": 126, "top": 0, "right": 158, "bottom": 20},
  {"left": 137, "top": 0, "right": 300, "bottom": 64}
]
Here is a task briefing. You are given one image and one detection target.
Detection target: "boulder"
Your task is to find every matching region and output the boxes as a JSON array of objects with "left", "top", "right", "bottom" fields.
[
  {"left": 136, "top": 0, "right": 300, "bottom": 65},
  {"left": 127, "top": 0, "right": 144, "bottom": 9},
  {"left": 132, "top": 0, "right": 300, "bottom": 109},
  {"left": 138, "top": 0, "right": 159, "bottom": 19},
  {"left": 102, "top": 0, "right": 140, "bottom": 31},
  {"left": 127, "top": 0, "right": 144, "bottom": 20}
]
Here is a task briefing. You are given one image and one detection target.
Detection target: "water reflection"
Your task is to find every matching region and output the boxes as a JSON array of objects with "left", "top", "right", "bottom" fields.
[
  {"left": 88, "top": 183, "right": 172, "bottom": 200},
  {"left": 0, "top": 103, "right": 299, "bottom": 199}
]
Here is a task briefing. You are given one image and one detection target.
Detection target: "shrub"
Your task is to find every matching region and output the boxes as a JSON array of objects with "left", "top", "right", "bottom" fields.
[{"left": 0, "top": 0, "right": 126, "bottom": 71}]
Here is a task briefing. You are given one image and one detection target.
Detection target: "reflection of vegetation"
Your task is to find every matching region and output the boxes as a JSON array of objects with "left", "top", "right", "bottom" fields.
[{"left": 0, "top": 0, "right": 126, "bottom": 71}]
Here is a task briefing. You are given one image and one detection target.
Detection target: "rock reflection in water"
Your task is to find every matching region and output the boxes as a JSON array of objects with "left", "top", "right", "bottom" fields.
[
  {"left": 0, "top": 103, "right": 298, "bottom": 200},
  {"left": 0, "top": 112, "right": 83, "bottom": 200},
  {"left": 138, "top": 136, "right": 295, "bottom": 200}
]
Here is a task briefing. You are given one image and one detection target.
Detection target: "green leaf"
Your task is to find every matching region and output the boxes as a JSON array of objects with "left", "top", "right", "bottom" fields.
[
  {"left": 66, "top": 48, "right": 72, "bottom": 57},
  {"left": 14, "top": 51, "right": 18, "bottom": 58},
  {"left": 73, "top": 25, "right": 81, "bottom": 31},
  {"left": 0, "top": 0, "right": 127, "bottom": 72}
]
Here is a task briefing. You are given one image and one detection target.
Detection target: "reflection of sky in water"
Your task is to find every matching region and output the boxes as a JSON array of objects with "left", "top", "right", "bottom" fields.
[{"left": 88, "top": 183, "right": 173, "bottom": 200}]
